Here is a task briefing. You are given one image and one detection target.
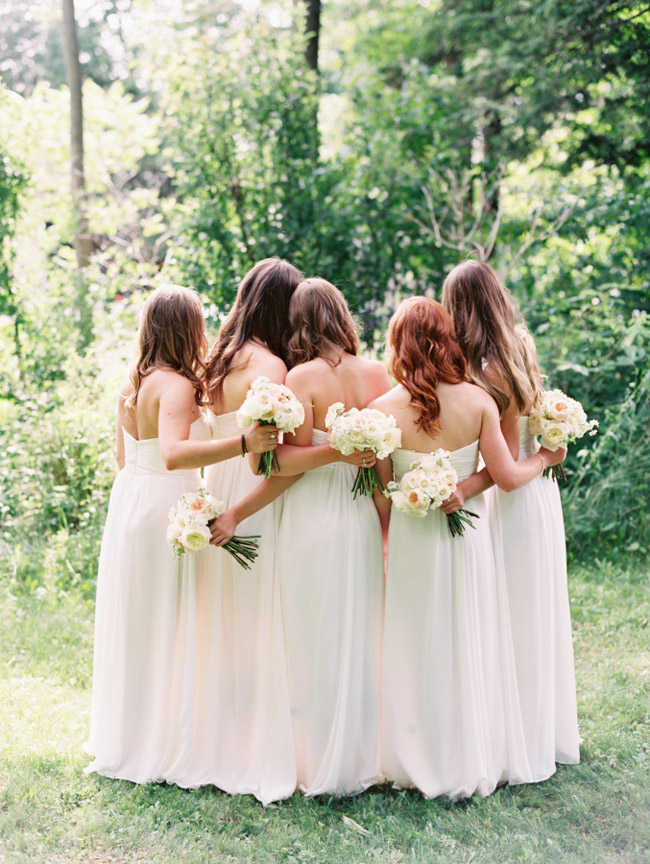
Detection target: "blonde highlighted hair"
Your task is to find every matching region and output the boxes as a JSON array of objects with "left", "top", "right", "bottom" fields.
[
  {"left": 441, "top": 260, "right": 543, "bottom": 415},
  {"left": 126, "top": 284, "right": 208, "bottom": 407},
  {"left": 287, "top": 278, "right": 359, "bottom": 367}
]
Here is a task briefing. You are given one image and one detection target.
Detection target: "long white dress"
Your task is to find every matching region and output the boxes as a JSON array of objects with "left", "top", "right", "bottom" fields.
[
  {"left": 188, "top": 409, "right": 295, "bottom": 804},
  {"left": 382, "top": 441, "right": 531, "bottom": 799},
  {"left": 85, "top": 417, "right": 210, "bottom": 783},
  {"left": 276, "top": 429, "right": 384, "bottom": 796},
  {"left": 488, "top": 418, "right": 580, "bottom": 779}
]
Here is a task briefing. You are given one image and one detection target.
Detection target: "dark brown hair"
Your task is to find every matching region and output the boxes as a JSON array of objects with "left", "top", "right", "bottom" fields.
[
  {"left": 388, "top": 296, "right": 467, "bottom": 436},
  {"left": 287, "top": 278, "right": 359, "bottom": 367},
  {"left": 206, "top": 257, "right": 304, "bottom": 398},
  {"left": 441, "top": 260, "right": 543, "bottom": 414},
  {"left": 126, "top": 284, "right": 207, "bottom": 407}
]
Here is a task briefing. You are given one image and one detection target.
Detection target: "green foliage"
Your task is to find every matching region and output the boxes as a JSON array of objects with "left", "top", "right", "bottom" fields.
[
  {"left": 563, "top": 367, "right": 650, "bottom": 555},
  {"left": 168, "top": 15, "right": 321, "bottom": 308}
]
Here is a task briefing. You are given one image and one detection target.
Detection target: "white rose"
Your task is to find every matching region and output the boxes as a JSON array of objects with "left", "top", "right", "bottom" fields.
[
  {"left": 180, "top": 524, "right": 211, "bottom": 552},
  {"left": 541, "top": 424, "right": 567, "bottom": 450}
]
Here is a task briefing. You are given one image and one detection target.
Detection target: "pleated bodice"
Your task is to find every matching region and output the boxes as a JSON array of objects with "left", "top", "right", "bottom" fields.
[
  {"left": 391, "top": 440, "right": 480, "bottom": 484},
  {"left": 122, "top": 416, "right": 210, "bottom": 477},
  {"left": 207, "top": 409, "right": 242, "bottom": 440}
]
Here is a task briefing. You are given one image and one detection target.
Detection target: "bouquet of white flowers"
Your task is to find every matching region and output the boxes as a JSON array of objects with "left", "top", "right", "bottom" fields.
[
  {"left": 167, "top": 488, "right": 260, "bottom": 570},
  {"left": 384, "top": 449, "right": 479, "bottom": 537},
  {"left": 528, "top": 388, "right": 598, "bottom": 481},
  {"left": 325, "top": 402, "right": 402, "bottom": 498},
  {"left": 237, "top": 376, "right": 305, "bottom": 478}
]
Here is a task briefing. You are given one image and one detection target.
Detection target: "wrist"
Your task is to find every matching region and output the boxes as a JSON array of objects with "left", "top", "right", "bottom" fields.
[{"left": 537, "top": 452, "right": 546, "bottom": 473}]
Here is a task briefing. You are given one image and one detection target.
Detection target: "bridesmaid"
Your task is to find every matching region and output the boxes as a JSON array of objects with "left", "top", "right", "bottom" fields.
[
  {"left": 441, "top": 260, "right": 580, "bottom": 780},
  {"left": 275, "top": 277, "right": 391, "bottom": 795},
  {"left": 371, "top": 297, "right": 566, "bottom": 799},
  {"left": 85, "top": 285, "right": 276, "bottom": 785},
  {"left": 210, "top": 277, "right": 389, "bottom": 795}
]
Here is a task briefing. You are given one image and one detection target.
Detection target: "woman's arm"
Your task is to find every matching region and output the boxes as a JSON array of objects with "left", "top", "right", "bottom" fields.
[
  {"left": 158, "top": 377, "right": 279, "bottom": 470},
  {"left": 479, "top": 397, "right": 565, "bottom": 491},
  {"left": 373, "top": 455, "right": 393, "bottom": 541},
  {"left": 210, "top": 474, "right": 300, "bottom": 546}
]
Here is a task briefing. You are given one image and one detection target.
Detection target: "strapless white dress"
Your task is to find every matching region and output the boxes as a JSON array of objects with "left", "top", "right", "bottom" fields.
[
  {"left": 488, "top": 418, "right": 580, "bottom": 779},
  {"left": 187, "top": 409, "right": 295, "bottom": 804},
  {"left": 85, "top": 417, "right": 210, "bottom": 784},
  {"left": 382, "top": 440, "right": 530, "bottom": 799},
  {"left": 276, "top": 429, "right": 384, "bottom": 796}
]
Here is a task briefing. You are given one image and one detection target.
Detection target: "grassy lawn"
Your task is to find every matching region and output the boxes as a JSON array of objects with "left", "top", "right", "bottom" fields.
[{"left": 0, "top": 557, "right": 648, "bottom": 864}]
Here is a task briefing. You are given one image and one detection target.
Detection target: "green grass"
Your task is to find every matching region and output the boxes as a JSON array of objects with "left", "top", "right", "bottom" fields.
[{"left": 0, "top": 558, "right": 649, "bottom": 864}]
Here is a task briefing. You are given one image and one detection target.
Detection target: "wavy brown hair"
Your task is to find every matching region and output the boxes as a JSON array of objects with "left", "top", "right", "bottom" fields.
[
  {"left": 287, "top": 278, "right": 359, "bottom": 367},
  {"left": 206, "top": 257, "right": 304, "bottom": 399},
  {"left": 126, "top": 284, "right": 208, "bottom": 407},
  {"left": 388, "top": 297, "right": 467, "bottom": 435},
  {"left": 441, "top": 260, "right": 543, "bottom": 415}
]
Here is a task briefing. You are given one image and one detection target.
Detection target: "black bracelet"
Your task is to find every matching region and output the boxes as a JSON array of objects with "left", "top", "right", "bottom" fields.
[{"left": 241, "top": 433, "right": 247, "bottom": 456}]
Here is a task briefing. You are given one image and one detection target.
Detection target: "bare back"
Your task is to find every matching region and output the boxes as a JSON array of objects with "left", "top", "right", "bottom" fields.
[
  {"left": 371, "top": 380, "right": 488, "bottom": 453},
  {"left": 286, "top": 353, "right": 392, "bottom": 445},
  {"left": 208, "top": 340, "right": 287, "bottom": 415}
]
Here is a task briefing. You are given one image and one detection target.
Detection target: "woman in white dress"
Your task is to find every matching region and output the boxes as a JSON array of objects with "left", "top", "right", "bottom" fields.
[
  {"left": 277, "top": 278, "right": 391, "bottom": 796},
  {"left": 371, "top": 297, "right": 566, "bottom": 800},
  {"left": 85, "top": 285, "right": 277, "bottom": 785},
  {"left": 441, "top": 260, "right": 580, "bottom": 780},
  {"left": 210, "top": 277, "right": 390, "bottom": 796}
]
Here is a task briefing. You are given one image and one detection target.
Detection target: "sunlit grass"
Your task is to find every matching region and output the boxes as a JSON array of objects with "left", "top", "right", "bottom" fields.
[{"left": 0, "top": 558, "right": 648, "bottom": 863}]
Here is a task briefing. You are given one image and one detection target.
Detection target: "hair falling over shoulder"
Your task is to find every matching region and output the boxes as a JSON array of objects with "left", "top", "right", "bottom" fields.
[
  {"left": 388, "top": 297, "right": 467, "bottom": 436},
  {"left": 287, "top": 277, "right": 359, "bottom": 367},
  {"left": 441, "top": 260, "right": 543, "bottom": 415},
  {"left": 126, "top": 284, "right": 208, "bottom": 408},
  {"left": 205, "top": 257, "right": 304, "bottom": 399}
]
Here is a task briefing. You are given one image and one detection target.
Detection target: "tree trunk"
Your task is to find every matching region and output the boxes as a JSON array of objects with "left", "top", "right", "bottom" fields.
[
  {"left": 61, "top": 0, "right": 92, "bottom": 268},
  {"left": 305, "top": 0, "right": 321, "bottom": 72}
]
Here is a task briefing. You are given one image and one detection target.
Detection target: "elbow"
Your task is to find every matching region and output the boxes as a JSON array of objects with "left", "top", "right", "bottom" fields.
[
  {"left": 496, "top": 472, "right": 518, "bottom": 493},
  {"left": 161, "top": 449, "right": 181, "bottom": 471}
]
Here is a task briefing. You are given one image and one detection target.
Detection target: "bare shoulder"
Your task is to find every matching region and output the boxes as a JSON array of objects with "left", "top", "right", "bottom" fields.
[
  {"left": 246, "top": 342, "right": 287, "bottom": 384},
  {"left": 368, "top": 383, "right": 402, "bottom": 413},
  {"left": 360, "top": 355, "right": 391, "bottom": 383},
  {"left": 285, "top": 358, "right": 325, "bottom": 391},
  {"left": 118, "top": 377, "right": 135, "bottom": 405}
]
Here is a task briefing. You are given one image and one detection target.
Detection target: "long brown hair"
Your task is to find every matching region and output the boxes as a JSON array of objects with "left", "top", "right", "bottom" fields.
[
  {"left": 206, "top": 257, "right": 304, "bottom": 398},
  {"left": 388, "top": 296, "right": 467, "bottom": 435},
  {"left": 441, "top": 260, "right": 543, "bottom": 415},
  {"left": 287, "top": 278, "right": 359, "bottom": 367},
  {"left": 126, "top": 284, "right": 208, "bottom": 407}
]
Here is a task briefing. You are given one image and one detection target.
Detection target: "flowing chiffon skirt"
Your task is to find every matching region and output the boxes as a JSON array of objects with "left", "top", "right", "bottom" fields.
[
  {"left": 185, "top": 410, "right": 295, "bottom": 804},
  {"left": 488, "top": 418, "right": 580, "bottom": 779},
  {"left": 85, "top": 418, "right": 209, "bottom": 783},
  {"left": 276, "top": 429, "right": 385, "bottom": 796},
  {"left": 381, "top": 441, "right": 531, "bottom": 799}
]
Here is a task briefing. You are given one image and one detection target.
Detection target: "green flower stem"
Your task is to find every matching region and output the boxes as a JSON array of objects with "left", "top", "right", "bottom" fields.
[
  {"left": 445, "top": 508, "right": 480, "bottom": 538},
  {"left": 223, "top": 534, "right": 261, "bottom": 571},
  {"left": 351, "top": 465, "right": 384, "bottom": 499}
]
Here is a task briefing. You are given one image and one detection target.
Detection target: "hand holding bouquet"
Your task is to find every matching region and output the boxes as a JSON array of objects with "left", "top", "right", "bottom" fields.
[
  {"left": 528, "top": 389, "right": 598, "bottom": 481},
  {"left": 326, "top": 403, "right": 402, "bottom": 498},
  {"left": 167, "top": 488, "right": 260, "bottom": 570},
  {"left": 384, "top": 449, "right": 479, "bottom": 537},
  {"left": 237, "top": 376, "right": 305, "bottom": 478}
]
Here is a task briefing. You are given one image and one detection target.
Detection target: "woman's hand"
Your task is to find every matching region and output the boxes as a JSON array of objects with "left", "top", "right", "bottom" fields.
[
  {"left": 244, "top": 423, "right": 280, "bottom": 454},
  {"left": 209, "top": 510, "right": 238, "bottom": 547},
  {"left": 539, "top": 446, "right": 567, "bottom": 468},
  {"left": 336, "top": 448, "right": 377, "bottom": 468},
  {"left": 440, "top": 484, "right": 466, "bottom": 515}
]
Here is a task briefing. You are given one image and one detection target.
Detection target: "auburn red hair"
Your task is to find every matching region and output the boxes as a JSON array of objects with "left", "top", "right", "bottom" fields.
[{"left": 388, "top": 297, "right": 467, "bottom": 435}]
